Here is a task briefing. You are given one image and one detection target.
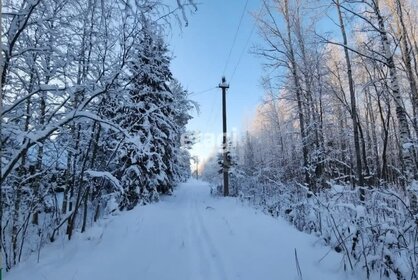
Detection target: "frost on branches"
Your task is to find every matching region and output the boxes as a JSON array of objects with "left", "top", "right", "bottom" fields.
[
  {"left": 1, "top": 0, "right": 195, "bottom": 270},
  {"left": 202, "top": 0, "right": 418, "bottom": 278}
]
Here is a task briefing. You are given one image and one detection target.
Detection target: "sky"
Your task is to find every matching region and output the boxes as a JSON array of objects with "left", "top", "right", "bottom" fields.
[{"left": 169, "top": 0, "right": 264, "bottom": 166}]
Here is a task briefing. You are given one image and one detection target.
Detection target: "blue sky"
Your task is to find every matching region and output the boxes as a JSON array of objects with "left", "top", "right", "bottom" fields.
[{"left": 169, "top": 0, "right": 264, "bottom": 163}]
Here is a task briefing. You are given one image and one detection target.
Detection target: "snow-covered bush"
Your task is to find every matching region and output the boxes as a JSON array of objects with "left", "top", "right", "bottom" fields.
[{"left": 233, "top": 173, "right": 418, "bottom": 279}]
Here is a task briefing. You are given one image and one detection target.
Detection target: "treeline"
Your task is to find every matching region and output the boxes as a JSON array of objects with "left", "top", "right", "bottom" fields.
[
  {"left": 1, "top": 0, "right": 196, "bottom": 270},
  {"left": 251, "top": 0, "right": 418, "bottom": 201},
  {"left": 203, "top": 0, "right": 418, "bottom": 278}
]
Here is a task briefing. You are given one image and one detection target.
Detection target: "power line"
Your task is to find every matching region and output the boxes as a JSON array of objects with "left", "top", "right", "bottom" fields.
[
  {"left": 206, "top": 94, "right": 221, "bottom": 137},
  {"left": 189, "top": 86, "right": 217, "bottom": 96},
  {"left": 206, "top": 92, "right": 217, "bottom": 124},
  {"left": 230, "top": 5, "right": 264, "bottom": 82},
  {"left": 230, "top": 23, "right": 256, "bottom": 82},
  {"left": 222, "top": 0, "right": 250, "bottom": 76}
]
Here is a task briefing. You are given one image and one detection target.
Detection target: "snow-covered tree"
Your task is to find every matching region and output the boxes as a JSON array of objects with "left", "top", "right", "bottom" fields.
[
  {"left": 200, "top": 0, "right": 418, "bottom": 278},
  {"left": 1, "top": 0, "right": 196, "bottom": 270}
]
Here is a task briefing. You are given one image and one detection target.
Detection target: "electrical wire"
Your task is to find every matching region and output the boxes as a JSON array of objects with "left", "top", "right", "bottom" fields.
[
  {"left": 230, "top": 5, "right": 264, "bottom": 83},
  {"left": 189, "top": 86, "right": 218, "bottom": 96},
  {"left": 222, "top": 0, "right": 250, "bottom": 76},
  {"left": 230, "top": 23, "right": 256, "bottom": 82}
]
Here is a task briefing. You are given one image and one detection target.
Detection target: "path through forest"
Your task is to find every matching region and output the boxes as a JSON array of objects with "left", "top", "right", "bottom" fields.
[{"left": 7, "top": 180, "right": 357, "bottom": 280}]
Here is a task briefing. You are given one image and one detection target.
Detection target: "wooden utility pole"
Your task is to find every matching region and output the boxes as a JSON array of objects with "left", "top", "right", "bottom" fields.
[
  {"left": 219, "top": 77, "right": 229, "bottom": 196},
  {"left": 195, "top": 157, "right": 199, "bottom": 180},
  {"left": 192, "top": 156, "right": 199, "bottom": 179}
]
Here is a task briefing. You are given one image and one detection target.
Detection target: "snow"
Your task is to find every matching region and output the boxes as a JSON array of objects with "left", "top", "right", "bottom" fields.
[
  {"left": 85, "top": 170, "right": 124, "bottom": 194},
  {"left": 402, "top": 142, "right": 414, "bottom": 149},
  {"left": 6, "top": 180, "right": 359, "bottom": 280}
]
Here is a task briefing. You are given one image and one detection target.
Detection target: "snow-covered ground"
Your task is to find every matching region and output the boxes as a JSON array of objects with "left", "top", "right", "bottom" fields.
[{"left": 7, "top": 180, "right": 360, "bottom": 280}]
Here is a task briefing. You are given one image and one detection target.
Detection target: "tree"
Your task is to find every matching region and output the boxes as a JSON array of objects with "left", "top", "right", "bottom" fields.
[
  {"left": 1, "top": 0, "right": 196, "bottom": 269},
  {"left": 333, "top": 0, "right": 364, "bottom": 200}
]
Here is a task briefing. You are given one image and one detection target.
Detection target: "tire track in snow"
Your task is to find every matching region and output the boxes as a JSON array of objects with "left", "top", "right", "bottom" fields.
[
  {"left": 183, "top": 190, "right": 204, "bottom": 280},
  {"left": 192, "top": 199, "right": 229, "bottom": 280},
  {"left": 187, "top": 196, "right": 213, "bottom": 280}
]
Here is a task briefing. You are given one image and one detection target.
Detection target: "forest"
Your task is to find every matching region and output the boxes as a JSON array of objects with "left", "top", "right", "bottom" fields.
[
  {"left": 2, "top": 0, "right": 418, "bottom": 279},
  {"left": 1, "top": 0, "right": 196, "bottom": 271},
  {"left": 202, "top": 0, "right": 418, "bottom": 278}
]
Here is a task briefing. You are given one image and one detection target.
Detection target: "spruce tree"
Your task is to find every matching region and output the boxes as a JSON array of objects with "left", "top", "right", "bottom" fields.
[{"left": 119, "top": 22, "right": 176, "bottom": 209}]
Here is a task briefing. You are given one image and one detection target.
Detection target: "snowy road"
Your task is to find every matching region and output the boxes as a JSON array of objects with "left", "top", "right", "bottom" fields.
[{"left": 8, "top": 180, "right": 357, "bottom": 280}]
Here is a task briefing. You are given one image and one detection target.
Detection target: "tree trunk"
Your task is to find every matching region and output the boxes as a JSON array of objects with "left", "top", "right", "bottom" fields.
[
  {"left": 32, "top": 91, "right": 46, "bottom": 226},
  {"left": 335, "top": 0, "right": 364, "bottom": 200},
  {"left": 373, "top": 1, "right": 416, "bottom": 215},
  {"left": 283, "top": 0, "right": 311, "bottom": 190},
  {"left": 395, "top": 0, "right": 418, "bottom": 146}
]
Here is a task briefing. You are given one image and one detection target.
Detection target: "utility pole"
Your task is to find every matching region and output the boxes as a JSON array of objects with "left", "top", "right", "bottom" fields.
[
  {"left": 195, "top": 157, "right": 199, "bottom": 180},
  {"left": 192, "top": 156, "right": 199, "bottom": 180},
  {"left": 219, "top": 77, "right": 229, "bottom": 196}
]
